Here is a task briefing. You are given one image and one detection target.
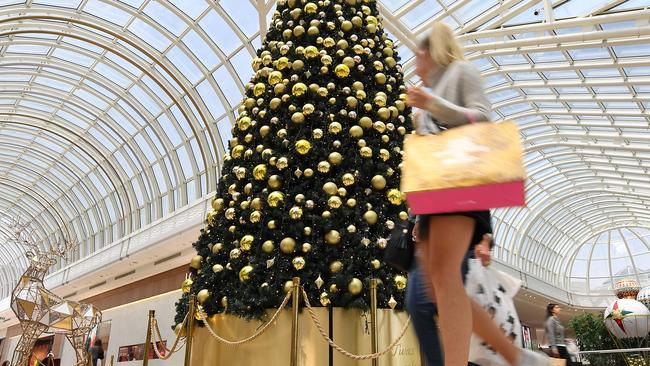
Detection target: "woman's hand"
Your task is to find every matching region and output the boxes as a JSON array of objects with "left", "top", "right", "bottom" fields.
[
  {"left": 406, "top": 87, "right": 435, "bottom": 110},
  {"left": 474, "top": 234, "right": 492, "bottom": 267},
  {"left": 412, "top": 221, "right": 420, "bottom": 242}
]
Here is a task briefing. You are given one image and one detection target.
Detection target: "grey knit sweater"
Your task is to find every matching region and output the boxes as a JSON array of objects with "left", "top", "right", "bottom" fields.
[{"left": 415, "top": 60, "right": 491, "bottom": 134}]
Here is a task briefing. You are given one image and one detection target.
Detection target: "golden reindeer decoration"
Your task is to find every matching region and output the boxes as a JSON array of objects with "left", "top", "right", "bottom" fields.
[{"left": 9, "top": 220, "right": 101, "bottom": 366}]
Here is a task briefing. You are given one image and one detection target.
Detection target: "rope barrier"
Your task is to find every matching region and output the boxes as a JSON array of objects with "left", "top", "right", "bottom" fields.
[
  {"left": 197, "top": 291, "right": 292, "bottom": 346},
  {"left": 301, "top": 288, "right": 411, "bottom": 360},
  {"left": 150, "top": 312, "right": 187, "bottom": 359}
]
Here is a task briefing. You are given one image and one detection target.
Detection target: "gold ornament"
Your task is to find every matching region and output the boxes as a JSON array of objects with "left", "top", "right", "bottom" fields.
[
  {"left": 364, "top": 211, "right": 378, "bottom": 225},
  {"left": 308, "top": 26, "right": 319, "bottom": 36},
  {"left": 292, "top": 257, "right": 306, "bottom": 270},
  {"left": 378, "top": 107, "right": 390, "bottom": 121},
  {"left": 221, "top": 296, "right": 228, "bottom": 308},
  {"left": 251, "top": 198, "right": 263, "bottom": 210},
  {"left": 360, "top": 147, "right": 373, "bottom": 158},
  {"left": 211, "top": 243, "right": 223, "bottom": 254},
  {"left": 320, "top": 292, "right": 331, "bottom": 306},
  {"left": 399, "top": 211, "right": 409, "bottom": 220},
  {"left": 305, "top": 45, "right": 319, "bottom": 58},
  {"left": 323, "top": 182, "right": 338, "bottom": 195},
  {"left": 237, "top": 116, "right": 251, "bottom": 131},
  {"left": 284, "top": 280, "right": 294, "bottom": 293},
  {"left": 231, "top": 145, "right": 244, "bottom": 159},
  {"left": 348, "top": 278, "right": 363, "bottom": 295},
  {"left": 325, "top": 230, "right": 341, "bottom": 245},
  {"left": 395, "top": 275, "right": 407, "bottom": 291},
  {"left": 387, "top": 189, "right": 404, "bottom": 205},
  {"left": 349, "top": 125, "right": 363, "bottom": 138},
  {"left": 253, "top": 164, "right": 267, "bottom": 180},
  {"left": 213, "top": 264, "right": 224, "bottom": 273},
  {"left": 388, "top": 296, "right": 398, "bottom": 309},
  {"left": 292, "top": 59, "right": 304, "bottom": 71},
  {"left": 341, "top": 20, "right": 353, "bottom": 32},
  {"left": 328, "top": 122, "right": 342, "bottom": 134},
  {"left": 190, "top": 255, "right": 203, "bottom": 270},
  {"left": 335, "top": 64, "right": 350, "bottom": 78},
  {"left": 313, "top": 128, "right": 324, "bottom": 139},
  {"left": 277, "top": 57, "right": 289, "bottom": 70},
  {"left": 295, "top": 139, "right": 312, "bottom": 155},
  {"left": 330, "top": 284, "right": 339, "bottom": 293},
  {"left": 212, "top": 198, "right": 225, "bottom": 211},
  {"left": 397, "top": 126, "right": 407, "bottom": 135},
  {"left": 239, "top": 265, "right": 253, "bottom": 281},
  {"left": 318, "top": 161, "right": 331, "bottom": 173},
  {"left": 343, "top": 56, "right": 355, "bottom": 68},
  {"left": 240, "top": 235, "right": 255, "bottom": 251},
  {"left": 302, "top": 242, "right": 312, "bottom": 252},
  {"left": 379, "top": 148, "right": 390, "bottom": 161},
  {"left": 206, "top": 210, "right": 218, "bottom": 224},
  {"left": 268, "top": 71, "right": 283, "bottom": 85},
  {"left": 280, "top": 237, "right": 297, "bottom": 253},
  {"left": 269, "top": 98, "right": 281, "bottom": 110},
  {"left": 267, "top": 191, "right": 285, "bottom": 207},
  {"left": 328, "top": 152, "right": 343, "bottom": 165},
  {"left": 328, "top": 196, "right": 342, "bottom": 209},
  {"left": 342, "top": 173, "right": 355, "bottom": 186},
  {"left": 292, "top": 82, "right": 307, "bottom": 96},
  {"left": 347, "top": 198, "right": 357, "bottom": 207},
  {"left": 254, "top": 83, "right": 265, "bottom": 96},
  {"left": 181, "top": 278, "right": 193, "bottom": 294},
  {"left": 375, "top": 73, "right": 387, "bottom": 84},
  {"left": 304, "top": 226, "right": 312, "bottom": 235},
  {"left": 291, "top": 112, "right": 305, "bottom": 124},
  {"left": 371, "top": 259, "right": 381, "bottom": 269},
  {"left": 359, "top": 117, "right": 373, "bottom": 129},
  {"left": 303, "top": 103, "right": 315, "bottom": 115},
  {"left": 268, "top": 175, "right": 282, "bottom": 189},
  {"left": 262, "top": 240, "right": 274, "bottom": 253},
  {"left": 230, "top": 248, "right": 242, "bottom": 259},
  {"left": 337, "top": 187, "right": 347, "bottom": 196},
  {"left": 289, "top": 206, "right": 303, "bottom": 219},
  {"left": 293, "top": 25, "right": 305, "bottom": 37},
  {"left": 197, "top": 289, "right": 210, "bottom": 304},
  {"left": 322, "top": 210, "right": 331, "bottom": 219},
  {"left": 371, "top": 175, "right": 387, "bottom": 190},
  {"left": 329, "top": 260, "right": 343, "bottom": 273}
]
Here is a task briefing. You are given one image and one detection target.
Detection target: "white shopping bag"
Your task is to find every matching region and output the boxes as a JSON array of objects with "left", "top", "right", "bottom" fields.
[{"left": 465, "top": 258, "right": 523, "bottom": 366}]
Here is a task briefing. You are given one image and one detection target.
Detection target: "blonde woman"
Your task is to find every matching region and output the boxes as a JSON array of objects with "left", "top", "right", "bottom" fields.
[{"left": 406, "top": 22, "right": 548, "bottom": 366}]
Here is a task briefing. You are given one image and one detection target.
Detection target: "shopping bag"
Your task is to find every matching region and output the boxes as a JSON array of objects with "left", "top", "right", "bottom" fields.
[
  {"left": 401, "top": 121, "right": 526, "bottom": 214},
  {"left": 465, "top": 258, "right": 523, "bottom": 366},
  {"left": 550, "top": 358, "right": 567, "bottom": 366}
]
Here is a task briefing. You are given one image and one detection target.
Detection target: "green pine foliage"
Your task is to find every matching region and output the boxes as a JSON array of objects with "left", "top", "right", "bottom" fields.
[
  {"left": 569, "top": 312, "right": 628, "bottom": 366},
  {"left": 174, "top": 0, "right": 413, "bottom": 323}
]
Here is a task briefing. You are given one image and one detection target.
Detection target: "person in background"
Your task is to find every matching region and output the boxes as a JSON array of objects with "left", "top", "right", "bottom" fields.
[
  {"left": 406, "top": 21, "right": 548, "bottom": 366},
  {"left": 89, "top": 339, "right": 104, "bottom": 366},
  {"left": 546, "top": 304, "right": 571, "bottom": 363}
]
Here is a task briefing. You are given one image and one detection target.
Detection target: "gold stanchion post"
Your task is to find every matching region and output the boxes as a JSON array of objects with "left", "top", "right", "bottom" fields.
[
  {"left": 184, "top": 294, "right": 196, "bottom": 366},
  {"left": 143, "top": 310, "right": 155, "bottom": 366},
  {"left": 290, "top": 277, "right": 301, "bottom": 366},
  {"left": 110, "top": 355, "right": 114, "bottom": 366},
  {"left": 370, "top": 278, "right": 379, "bottom": 366}
]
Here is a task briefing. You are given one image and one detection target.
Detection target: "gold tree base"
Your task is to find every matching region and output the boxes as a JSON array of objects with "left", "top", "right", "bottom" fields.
[{"left": 191, "top": 308, "right": 420, "bottom": 366}]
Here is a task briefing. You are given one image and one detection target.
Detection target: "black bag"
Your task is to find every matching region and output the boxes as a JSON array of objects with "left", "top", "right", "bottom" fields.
[{"left": 384, "top": 219, "right": 415, "bottom": 272}]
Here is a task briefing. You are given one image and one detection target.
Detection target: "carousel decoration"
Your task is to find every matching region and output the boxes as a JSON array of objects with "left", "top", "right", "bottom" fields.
[
  {"left": 603, "top": 279, "right": 650, "bottom": 366},
  {"left": 637, "top": 286, "right": 650, "bottom": 310},
  {"left": 9, "top": 220, "right": 101, "bottom": 366}
]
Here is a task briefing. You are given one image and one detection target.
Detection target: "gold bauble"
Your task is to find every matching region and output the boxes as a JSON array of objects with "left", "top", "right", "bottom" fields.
[
  {"left": 308, "top": 26, "right": 319, "bottom": 35},
  {"left": 335, "top": 64, "right": 350, "bottom": 78},
  {"left": 397, "top": 126, "right": 407, "bottom": 135},
  {"left": 292, "top": 256, "right": 306, "bottom": 270},
  {"left": 190, "top": 255, "right": 203, "bottom": 270},
  {"left": 346, "top": 96, "right": 358, "bottom": 108},
  {"left": 348, "top": 278, "right": 363, "bottom": 295},
  {"left": 269, "top": 98, "right": 281, "bottom": 110},
  {"left": 329, "top": 260, "right": 343, "bottom": 273},
  {"left": 230, "top": 248, "right": 242, "bottom": 259},
  {"left": 289, "top": 206, "right": 303, "bottom": 219},
  {"left": 291, "top": 112, "right": 305, "bottom": 124},
  {"left": 343, "top": 56, "right": 355, "bottom": 68},
  {"left": 325, "top": 230, "right": 341, "bottom": 245},
  {"left": 295, "top": 139, "right": 312, "bottom": 155},
  {"left": 293, "top": 25, "right": 305, "bottom": 37},
  {"left": 231, "top": 145, "right": 244, "bottom": 158},
  {"left": 313, "top": 128, "right": 324, "bottom": 139},
  {"left": 378, "top": 107, "right": 390, "bottom": 121},
  {"left": 330, "top": 284, "right": 339, "bottom": 293},
  {"left": 322, "top": 210, "right": 331, "bottom": 219},
  {"left": 305, "top": 45, "right": 319, "bottom": 58},
  {"left": 359, "top": 116, "right": 373, "bottom": 129},
  {"left": 395, "top": 275, "right": 407, "bottom": 291},
  {"left": 292, "top": 59, "right": 304, "bottom": 71},
  {"left": 341, "top": 20, "right": 353, "bottom": 32},
  {"left": 385, "top": 57, "right": 397, "bottom": 68},
  {"left": 206, "top": 210, "right": 218, "bottom": 224},
  {"left": 323, "top": 182, "right": 338, "bottom": 195},
  {"left": 328, "top": 196, "right": 342, "bottom": 209},
  {"left": 304, "top": 168, "right": 314, "bottom": 177},
  {"left": 317, "top": 87, "right": 328, "bottom": 97},
  {"left": 197, "top": 289, "right": 210, "bottom": 304},
  {"left": 337, "top": 39, "right": 349, "bottom": 49},
  {"left": 181, "top": 278, "right": 193, "bottom": 294},
  {"left": 387, "top": 189, "right": 404, "bottom": 205},
  {"left": 212, "top": 197, "right": 225, "bottom": 211},
  {"left": 364, "top": 211, "right": 378, "bottom": 225},
  {"left": 371, "top": 175, "right": 387, "bottom": 190},
  {"left": 328, "top": 122, "right": 342, "bottom": 134},
  {"left": 244, "top": 183, "right": 253, "bottom": 195},
  {"left": 213, "top": 264, "right": 224, "bottom": 273},
  {"left": 360, "top": 147, "right": 373, "bottom": 158},
  {"left": 399, "top": 211, "right": 409, "bottom": 220},
  {"left": 267, "top": 191, "right": 285, "bottom": 207},
  {"left": 268, "top": 175, "right": 282, "bottom": 189},
  {"left": 275, "top": 83, "right": 287, "bottom": 95},
  {"left": 251, "top": 198, "right": 263, "bottom": 210},
  {"left": 240, "top": 235, "right": 254, "bottom": 251},
  {"left": 375, "top": 73, "right": 387, "bottom": 84},
  {"left": 211, "top": 243, "right": 223, "bottom": 254},
  {"left": 292, "top": 82, "right": 307, "bottom": 96},
  {"left": 239, "top": 265, "right": 253, "bottom": 282},
  {"left": 328, "top": 152, "right": 343, "bottom": 165},
  {"left": 237, "top": 116, "right": 251, "bottom": 131},
  {"left": 318, "top": 161, "right": 331, "bottom": 173},
  {"left": 262, "top": 240, "right": 275, "bottom": 253},
  {"left": 284, "top": 280, "right": 294, "bottom": 293},
  {"left": 303, "top": 103, "right": 315, "bottom": 115},
  {"left": 352, "top": 16, "right": 362, "bottom": 27},
  {"left": 253, "top": 164, "right": 267, "bottom": 180},
  {"left": 221, "top": 296, "right": 229, "bottom": 307},
  {"left": 347, "top": 198, "right": 357, "bottom": 207},
  {"left": 320, "top": 292, "right": 331, "bottom": 306},
  {"left": 304, "top": 226, "right": 312, "bottom": 235},
  {"left": 342, "top": 173, "right": 355, "bottom": 186},
  {"left": 349, "top": 125, "right": 363, "bottom": 138},
  {"left": 371, "top": 259, "right": 381, "bottom": 269},
  {"left": 374, "top": 94, "right": 387, "bottom": 107},
  {"left": 268, "top": 71, "right": 283, "bottom": 85},
  {"left": 277, "top": 56, "right": 289, "bottom": 70},
  {"left": 280, "top": 237, "right": 297, "bottom": 253},
  {"left": 244, "top": 97, "right": 255, "bottom": 109},
  {"left": 337, "top": 187, "right": 347, "bottom": 196},
  {"left": 379, "top": 149, "right": 390, "bottom": 161},
  {"left": 302, "top": 242, "right": 312, "bottom": 252}
]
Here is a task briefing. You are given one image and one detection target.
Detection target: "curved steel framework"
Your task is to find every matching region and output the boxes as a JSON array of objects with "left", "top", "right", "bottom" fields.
[{"left": 0, "top": 0, "right": 648, "bottom": 304}]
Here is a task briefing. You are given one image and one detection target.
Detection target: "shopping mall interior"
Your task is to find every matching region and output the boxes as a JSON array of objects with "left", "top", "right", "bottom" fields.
[{"left": 0, "top": 0, "right": 649, "bottom": 365}]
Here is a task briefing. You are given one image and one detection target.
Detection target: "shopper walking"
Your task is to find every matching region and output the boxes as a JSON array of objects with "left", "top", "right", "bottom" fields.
[
  {"left": 406, "top": 22, "right": 548, "bottom": 366},
  {"left": 89, "top": 339, "right": 104, "bottom": 366},
  {"left": 546, "top": 304, "right": 571, "bottom": 363}
]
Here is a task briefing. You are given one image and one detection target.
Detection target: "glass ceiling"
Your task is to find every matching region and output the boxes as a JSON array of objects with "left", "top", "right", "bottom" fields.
[{"left": 0, "top": 0, "right": 648, "bottom": 304}]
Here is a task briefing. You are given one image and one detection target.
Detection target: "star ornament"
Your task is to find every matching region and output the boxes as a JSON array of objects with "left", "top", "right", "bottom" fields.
[{"left": 607, "top": 301, "right": 634, "bottom": 333}]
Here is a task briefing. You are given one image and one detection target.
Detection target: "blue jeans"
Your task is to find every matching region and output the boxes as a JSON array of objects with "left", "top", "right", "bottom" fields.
[{"left": 406, "top": 253, "right": 476, "bottom": 366}]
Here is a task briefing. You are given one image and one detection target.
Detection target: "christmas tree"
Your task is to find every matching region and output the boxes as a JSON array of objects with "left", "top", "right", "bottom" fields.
[{"left": 175, "top": 0, "right": 413, "bottom": 323}]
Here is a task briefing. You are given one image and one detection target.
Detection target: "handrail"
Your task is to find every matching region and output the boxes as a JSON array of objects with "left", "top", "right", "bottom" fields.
[{"left": 579, "top": 347, "right": 650, "bottom": 354}]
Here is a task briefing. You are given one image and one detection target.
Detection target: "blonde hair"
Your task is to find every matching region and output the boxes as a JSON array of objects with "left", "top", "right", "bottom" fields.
[{"left": 419, "top": 22, "right": 465, "bottom": 66}]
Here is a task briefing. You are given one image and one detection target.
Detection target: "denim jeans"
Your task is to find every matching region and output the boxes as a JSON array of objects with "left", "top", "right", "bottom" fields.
[{"left": 406, "top": 252, "right": 476, "bottom": 366}]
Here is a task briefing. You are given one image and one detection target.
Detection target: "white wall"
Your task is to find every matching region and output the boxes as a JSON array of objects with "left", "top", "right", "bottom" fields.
[{"left": 60, "top": 290, "right": 184, "bottom": 366}]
